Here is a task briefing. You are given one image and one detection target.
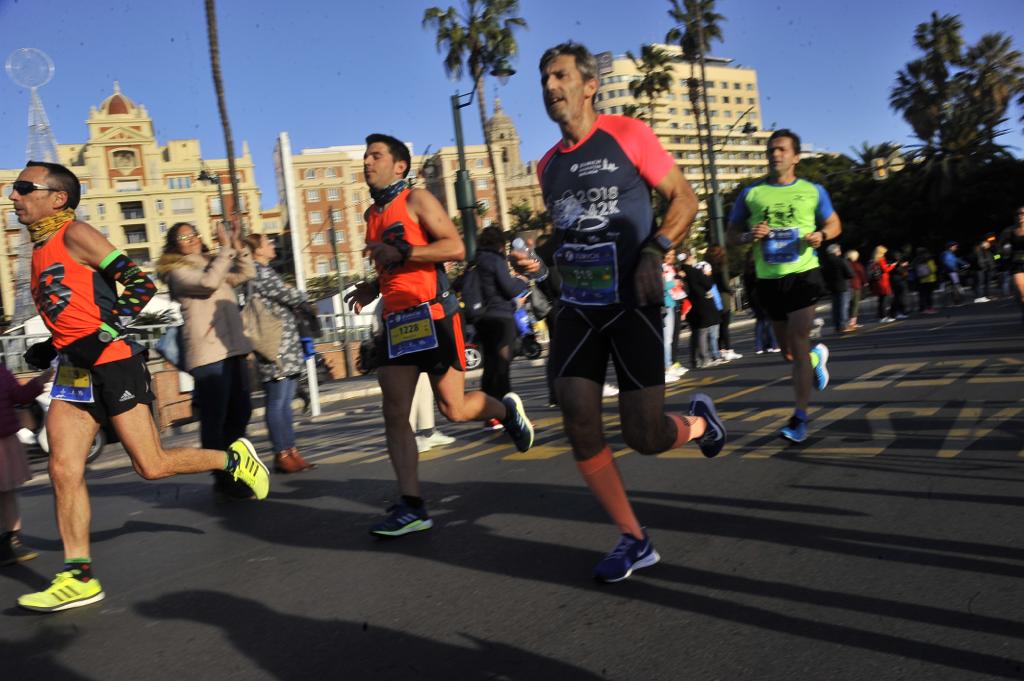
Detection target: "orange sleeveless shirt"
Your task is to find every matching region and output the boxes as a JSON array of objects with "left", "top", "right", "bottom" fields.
[
  {"left": 31, "top": 222, "right": 132, "bottom": 365},
  {"left": 366, "top": 189, "right": 444, "bottom": 320}
]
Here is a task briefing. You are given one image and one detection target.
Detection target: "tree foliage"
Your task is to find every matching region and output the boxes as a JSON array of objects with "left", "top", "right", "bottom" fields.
[
  {"left": 423, "top": 0, "right": 527, "bottom": 229},
  {"left": 625, "top": 45, "right": 675, "bottom": 126}
]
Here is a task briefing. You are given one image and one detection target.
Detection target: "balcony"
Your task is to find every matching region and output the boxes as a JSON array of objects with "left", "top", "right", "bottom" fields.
[{"left": 120, "top": 202, "right": 145, "bottom": 220}]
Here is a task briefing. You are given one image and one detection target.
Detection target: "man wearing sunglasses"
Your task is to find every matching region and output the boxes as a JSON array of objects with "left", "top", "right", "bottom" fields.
[{"left": 9, "top": 162, "right": 269, "bottom": 613}]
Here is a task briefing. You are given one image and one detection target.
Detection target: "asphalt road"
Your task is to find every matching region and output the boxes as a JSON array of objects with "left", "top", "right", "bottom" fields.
[{"left": 4, "top": 299, "right": 1023, "bottom": 681}]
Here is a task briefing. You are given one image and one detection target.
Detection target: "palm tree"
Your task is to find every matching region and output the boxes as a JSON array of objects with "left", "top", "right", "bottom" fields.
[
  {"left": 960, "top": 33, "right": 1024, "bottom": 137},
  {"left": 850, "top": 141, "right": 902, "bottom": 169},
  {"left": 625, "top": 44, "right": 675, "bottom": 127},
  {"left": 666, "top": 0, "right": 725, "bottom": 244},
  {"left": 204, "top": 0, "right": 242, "bottom": 230},
  {"left": 423, "top": 0, "right": 526, "bottom": 230}
]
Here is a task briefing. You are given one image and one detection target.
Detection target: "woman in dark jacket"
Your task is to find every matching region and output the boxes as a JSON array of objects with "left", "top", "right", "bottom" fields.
[
  {"left": 705, "top": 246, "right": 739, "bottom": 360},
  {"left": 678, "top": 256, "right": 720, "bottom": 368},
  {"left": 473, "top": 227, "right": 528, "bottom": 422}
]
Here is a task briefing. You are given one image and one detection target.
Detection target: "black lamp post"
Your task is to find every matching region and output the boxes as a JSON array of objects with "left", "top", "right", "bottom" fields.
[
  {"left": 450, "top": 58, "right": 515, "bottom": 262},
  {"left": 197, "top": 167, "right": 226, "bottom": 226},
  {"left": 326, "top": 207, "right": 354, "bottom": 377}
]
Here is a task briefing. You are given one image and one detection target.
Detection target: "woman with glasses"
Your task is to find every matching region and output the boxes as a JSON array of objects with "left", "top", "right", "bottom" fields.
[
  {"left": 243, "top": 233, "right": 315, "bottom": 473},
  {"left": 156, "top": 221, "right": 256, "bottom": 498}
]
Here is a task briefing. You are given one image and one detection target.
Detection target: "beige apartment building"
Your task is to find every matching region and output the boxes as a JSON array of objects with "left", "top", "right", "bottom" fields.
[
  {"left": 0, "top": 83, "right": 265, "bottom": 321},
  {"left": 594, "top": 45, "right": 772, "bottom": 221},
  {"left": 276, "top": 109, "right": 544, "bottom": 281}
]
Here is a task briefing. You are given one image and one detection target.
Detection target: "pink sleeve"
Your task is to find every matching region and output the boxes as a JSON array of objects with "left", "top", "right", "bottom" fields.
[{"left": 599, "top": 116, "right": 675, "bottom": 188}]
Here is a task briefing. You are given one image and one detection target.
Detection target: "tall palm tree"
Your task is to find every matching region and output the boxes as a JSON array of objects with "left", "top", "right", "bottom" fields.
[
  {"left": 666, "top": 0, "right": 725, "bottom": 242},
  {"left": 204, "top": 0, "right": 241, "bottom": 230},
  {"left": 626, "top": 44, "right": 675, "bottom": 127},
  {"left": 423, "top": 0, "right": 526, "bottom": 230},
  {"left": 850, "top": 141, "right": 902, "bottom": 169},
  {"left": 960, "top": 33, "right": 1024, "bottom": 136}
]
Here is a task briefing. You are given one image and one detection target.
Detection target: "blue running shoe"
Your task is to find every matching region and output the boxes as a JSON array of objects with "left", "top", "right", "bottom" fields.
[
  {"left": 501, "top": 392, "right": 534, "bottom": 452},
  {"left": 779, "top": 416, "right": 808, "bottom": 443},
  {"left": 811, "top": 343, "right": 830, "bottom": 391},
  {"left": 370, "top": 502, "right": 433, "bottom": 538},
  {"left": 688, "top": 392, "right": 726, "bottom": 458},
  {"left": 593, "top": 530, "right": 661, "bottom": 583}
]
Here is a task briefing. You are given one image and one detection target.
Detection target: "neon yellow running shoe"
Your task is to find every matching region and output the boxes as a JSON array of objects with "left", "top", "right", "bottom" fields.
[
  {"left": 18, "top": 571, "right": 105, "bottom": 612},
  {"left": 227, "top": 438, "right": 270, "bottom": 500}
]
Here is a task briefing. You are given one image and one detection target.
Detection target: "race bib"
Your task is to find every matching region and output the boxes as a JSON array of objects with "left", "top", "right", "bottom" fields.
[
  {"left": 385, "top": 302, "right": 438, "bottom": 359},
  {"left": 50, "top": 363, "right": 95, "bottom": 403},
  {"left": 762, "top": 227, "right": 802, "bottom": 264},
  {"left": 555, "top": 242, "right": 618, "bottom": 306}
]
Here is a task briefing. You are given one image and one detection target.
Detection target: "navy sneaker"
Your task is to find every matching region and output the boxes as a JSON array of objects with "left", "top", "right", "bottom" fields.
[
  {"left": 369, "top": 502, "right": 433, "bottom": 538},
  {"left": 688, "top": 392, "right": 726, "bottom": 458},
  {"left": 779, "top": 416, "right": 808, "bottom": 443},
  {"left": 593, "top": 531, "right": 661, "bottom": 583},
  {"left": 811, "top": 343, "right": 830, "bottom": 391},
  {"left": 501, "top": 392, "right": 534, "bottom": 452}
]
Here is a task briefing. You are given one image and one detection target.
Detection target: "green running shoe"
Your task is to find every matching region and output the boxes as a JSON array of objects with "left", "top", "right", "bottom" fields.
[
  {"left": 227, "top": 438, "right": 270, "bottom": 500},
  {"left": 18, "top": 571, "right": 105, "bottom": 613}
]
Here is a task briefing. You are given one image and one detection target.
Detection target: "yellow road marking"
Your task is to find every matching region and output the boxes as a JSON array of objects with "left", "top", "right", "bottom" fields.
[
  {"left": 717, "top": 375, "right": 789, "bottom": 403},
  {"left": 937, "top": 404, "right": 984, "bottom": 458},
  {"left": 742, "top": 405, "right": 860, "bottom": 458},
  {"left": 898, "top": 359, "right": 983, "bottom": 387},
  {"left": 318, "top": 450, "right": 385, "bottom": 465},
  {"left": 836, "top": 362, "right": 927, "bottom": 391}
]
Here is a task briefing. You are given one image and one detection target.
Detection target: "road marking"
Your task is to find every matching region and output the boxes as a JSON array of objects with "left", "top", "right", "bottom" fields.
[
  {"left": 745, "top": 405, "right": 865, "bottom": 458},
  {"left": 937, "top": 404, "right": 984, "bottom": 458},
  {"left": 836, "top": 362, "right": 927, "bottom": 391},
  {"left": 734, "top": 407, "right": 820, "bottom": 458},
  {"left": 717, "top": 375, "right": 789, "bottom": 403},
  {"left": 898, "top": 359, "right": 984, "bottom": 387},
  {"left": 318, "top": 450, "right": 387, "bottom": 465},
  {"left": 864, "top": 405, "right": 942, "bottom": 438}
]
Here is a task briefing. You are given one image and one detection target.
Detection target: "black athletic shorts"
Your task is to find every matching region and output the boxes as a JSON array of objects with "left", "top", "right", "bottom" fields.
[
  {"left": 756, "top": 268, "right": 827, "bottom": 321},
  {"left": 62, "top": 352, "right": 155, "bottom": 423},
  {"left": 377, "top": 310, "right": 466, "bottom": 375},
  {"left": 548, "top": 304, "right": 664, "bottom": 391}
]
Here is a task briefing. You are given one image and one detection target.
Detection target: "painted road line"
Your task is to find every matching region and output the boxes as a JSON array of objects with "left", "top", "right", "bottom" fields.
[
  {"left": 318, "top": 450, "right": 390, "bottom": 465},
  {"left": 967, "top": 357, "right": 1024, "bottom": 383},
  {"left": 836, "top": 362, "right": 928, "bottom": 391},
  {"left": 749, "top": 406, "right": 866, "bottom": 458},
  {"left": 937, "top": 404, "right": 985, "bottom": 458},
  {"left": 735, "top": 407, "right": 821, "bottom": 459},
  {"left": 863, "top": 405, "right": 942, "bottom": 439},
  {"left": 898, "top": 359, "right": 984, "bottom": 387},
  {"left": 716, "top": 375, "right": 789, "bottom": 403}
]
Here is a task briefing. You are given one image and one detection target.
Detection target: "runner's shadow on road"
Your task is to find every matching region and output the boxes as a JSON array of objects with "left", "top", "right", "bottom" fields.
[
  {"left": 134, "top": 590, "right": 606, "bottom": 680},
  {"left": 5, "top": 627, "right": 99, "bottom": 680},
  {"left": 19, "top": 520, "right": 205, "bottom": 553}
]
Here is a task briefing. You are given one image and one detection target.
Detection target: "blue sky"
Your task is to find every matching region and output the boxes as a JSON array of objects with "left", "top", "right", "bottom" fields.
[{"left": 1, "top": 0, "right": 1021, "bottom": 210}]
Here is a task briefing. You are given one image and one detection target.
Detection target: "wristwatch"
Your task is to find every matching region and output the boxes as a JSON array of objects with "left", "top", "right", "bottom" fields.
[{"left": 650, "top": 233, "right": 674, "bottom": 253}]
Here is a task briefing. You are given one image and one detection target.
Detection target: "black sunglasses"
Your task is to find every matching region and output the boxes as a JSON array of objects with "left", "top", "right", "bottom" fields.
[{"left": 10, "top": 180, "right": 60, "bottom": 195}]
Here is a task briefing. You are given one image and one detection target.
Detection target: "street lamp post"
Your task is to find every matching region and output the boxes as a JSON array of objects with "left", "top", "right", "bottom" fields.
[
  {"left": 326, "top": 207, "right": 354, "bottom": 377},
  {"left": 450, "top": 59, "right": 515, "bottom": 262},
  {"left": 197, "top": 167, "right": 227, "bottom": 228}
]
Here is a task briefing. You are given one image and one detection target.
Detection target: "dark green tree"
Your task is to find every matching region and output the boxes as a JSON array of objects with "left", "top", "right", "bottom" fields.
[
  {"left": 625, "top": 44, "right": 675, "bottom": 126},
  {"left": 423, "top": 0, "right": 527, "bottom": 230}
]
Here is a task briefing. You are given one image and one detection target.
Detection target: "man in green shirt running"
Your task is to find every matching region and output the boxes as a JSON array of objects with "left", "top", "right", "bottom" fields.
[{"left": 727, "top": 129, "right": 842, "bottom": 442}]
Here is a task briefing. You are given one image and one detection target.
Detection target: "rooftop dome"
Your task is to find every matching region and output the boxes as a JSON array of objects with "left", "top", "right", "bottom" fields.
[{"left": 100, "top": 82, "right": 135, "bottom": 115}]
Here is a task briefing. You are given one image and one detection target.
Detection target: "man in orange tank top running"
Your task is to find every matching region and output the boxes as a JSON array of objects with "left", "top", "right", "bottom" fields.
[
  {"left": 8, "top": 162, "right": 269, "bottom": 613},
  {"left": 345, "top": 134, "right": 534, "bottom": 537}
]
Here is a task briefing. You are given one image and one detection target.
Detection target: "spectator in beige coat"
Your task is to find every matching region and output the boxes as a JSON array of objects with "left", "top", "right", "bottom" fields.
[{"left": 157, "top": 221, "right": 255, "bottom": 498}]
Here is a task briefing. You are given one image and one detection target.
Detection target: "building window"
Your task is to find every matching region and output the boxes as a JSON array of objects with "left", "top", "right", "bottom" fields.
[
  {"left": 747, "top": 83, "right": 754, "bottom": 91},
  {"left": 309, "top": 211, "right": 322, "bottom": 224},
  {"left": 80, "top": 182, "right": 89, "bottom": 195},
  {"left": 330, "top": 208, "right": 343, "bottom": 223},
  {"left": 335, "top": 228, "right": 345, "bottom": 243},
  {"left": 474, "top": 159, "right": 485, "bottom": 169},
  {"left": 312, "top": 232, "right": 325, "bottom": 245},
  {"left": 155, "top": 199, "right": 164, "bottom": 213},
  {"left": 124, "top": 226, "right": 148, "bottom": 244},
  {"left": 327, "top": 187, "right": 339, "bottom": 201},
  {"left": 120, "top": 202, "right": 145, "bottom": 220},
  {"left": 116, "top": 179, "right": 141, "bottom": 192},
  {"left": 167, "top": 176, "right": 192, "bottom": 190},
  {"left": 210, "top": 197, "right": 223, "bottom": 215},
  {"left": 304, "top": 169, "right": 316, "bottom": 180},
  {"left": 338, "top": 259, "right": 349, "bottom": 275},
  {"left": 159, "top": 222, "right": 168, "bottom": 233},
  {"left": 723, "top": 96, "right": 730, "bottom": 104},
  {"left": 171, "top": 198, "right": 194, "bottom": 214},
  {"left": 353, "top": 212, "right": 363, "bottom": 224},
  {"left": 112, "top": 149, "right": 139, "bottom": 170},
  {"left": 325, "top": 167, "right": 337, "bottom": 178},
  {"left": 6, "top": 211, "right": 19, "bottom": 228},
  {"left": 734, "top": 82, "right": 742, "bottom": 90},
  {"left": 98, "top": 203, "right": 106, "bottom": 216},
  {"left": 748, "top": 97, "right": 755, "bottom": 105},
  {"left": 306, "top": 189, "right": 320, "bottom": 202},
  {"left": 316, "top": 257, "right": 330, "bottom": 274},
  {"left": 476, "top": 178, "right": 488, "bottom": 190},
  {"left": 126, "top": 248, "right": 152, "bottom": 268}
]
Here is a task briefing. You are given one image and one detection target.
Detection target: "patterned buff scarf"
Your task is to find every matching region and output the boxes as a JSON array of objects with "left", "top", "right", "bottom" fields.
[
  {"left": 370, "top": 179, "right": 407, "bottom": 207},
  {"left": 28, "top": 208, "right": 76, "bottom": 243}
]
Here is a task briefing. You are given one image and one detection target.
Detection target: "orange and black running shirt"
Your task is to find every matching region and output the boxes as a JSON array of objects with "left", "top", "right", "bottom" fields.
[
  {"left": 31, "top": 222, "right": 132, "bottom": 365},
  {"left": 366, "top": 188, "right": 445, "bottom": 320}
]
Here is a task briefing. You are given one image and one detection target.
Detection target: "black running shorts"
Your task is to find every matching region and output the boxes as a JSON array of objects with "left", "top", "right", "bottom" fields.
[
  {"left": 377, "top": 310, "right": 467, "bottom": 375},
  {"left": 548, "top": 304, "right": 664, "bottom": 391},
  {"left": 756, "top": 268, "right": 827, "bottom": 321},
  {"left": 62, "top": 352, "right": 155, "bottom": 423}
]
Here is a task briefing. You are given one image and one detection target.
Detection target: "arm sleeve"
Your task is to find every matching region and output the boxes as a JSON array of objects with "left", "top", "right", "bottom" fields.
[
  {"left": 815, "top": 184, "right": 836, "bottom": 223},
  {"left": 603, "top": 116, "right": 675, "bottom": 188},
  {"left": 167, "top": 250, "right": 235, "bottom": 297},
  {"left": 226, "top": 248, "right": 256, "bottom": 287},
  {"left": 99, "top": 250, "right": 158, "bottom": 320},
  {"left": 254, "top": 265, "right": 307, "bottom": 307},
  {"left": 728, "top": 186, "right": 752, "bottom": 225}
]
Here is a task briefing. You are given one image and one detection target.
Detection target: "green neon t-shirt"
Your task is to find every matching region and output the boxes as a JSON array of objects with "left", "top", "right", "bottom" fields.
[{"left": 731, "top": 178, "right": 834, "bottom": 279}]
